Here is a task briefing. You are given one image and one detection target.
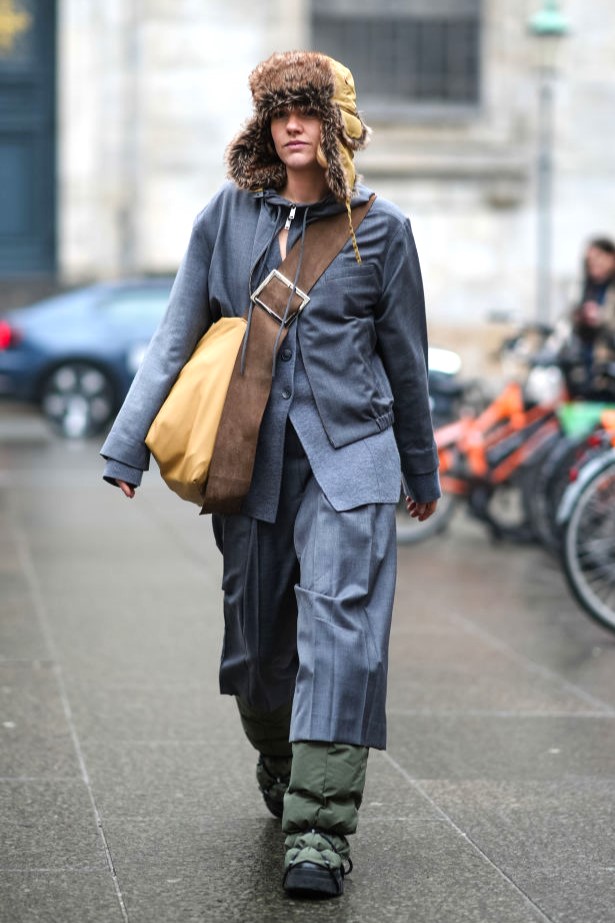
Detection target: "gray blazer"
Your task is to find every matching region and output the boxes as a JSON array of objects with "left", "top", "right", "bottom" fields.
[{"left": 101, "top": 182, "right": 439, "bottom": 501}]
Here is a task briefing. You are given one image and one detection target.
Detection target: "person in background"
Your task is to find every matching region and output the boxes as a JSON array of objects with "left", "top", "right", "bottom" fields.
[
  {"left": 566, "top": 237, "right": 615, "bottom": 398},
  {"left": 100, "top": 51, "right": 439, "bottom": 899}
]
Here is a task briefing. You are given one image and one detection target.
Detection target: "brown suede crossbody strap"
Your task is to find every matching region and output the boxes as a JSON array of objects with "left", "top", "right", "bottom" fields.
[{"left": 201, "top": 195, "right": 376, "bottom": 515}]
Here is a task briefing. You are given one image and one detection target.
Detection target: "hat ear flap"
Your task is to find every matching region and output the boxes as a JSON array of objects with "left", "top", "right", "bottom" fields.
[
  {"left": 226, "top": 116, "right": 287, "bottom": 191},
  {"left": 319, "top": 109, "right": 351, "bottom": 202}
]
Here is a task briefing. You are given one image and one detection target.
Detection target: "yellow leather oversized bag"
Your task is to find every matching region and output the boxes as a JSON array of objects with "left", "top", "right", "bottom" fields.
[{"left": 145, "top": 317, "right": 247, "bottom": 505}]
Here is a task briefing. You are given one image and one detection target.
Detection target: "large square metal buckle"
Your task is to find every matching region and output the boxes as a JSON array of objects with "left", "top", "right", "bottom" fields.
[{"left": 251, "top": 269, "right": 310, "bottom": 326}]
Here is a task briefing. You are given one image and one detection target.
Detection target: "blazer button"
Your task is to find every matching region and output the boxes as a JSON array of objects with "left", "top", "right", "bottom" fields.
[
  {"left": 281, "top": 348, "right": 292, "bottom": 361},
  {"left": 282, "top": 388, "right": 292, "bottom": 400}
]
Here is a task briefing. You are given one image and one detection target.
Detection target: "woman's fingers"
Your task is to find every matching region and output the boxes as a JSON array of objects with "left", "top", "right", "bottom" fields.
[{"left": 405, "top": 498, "right": 438, "bottom": 521}]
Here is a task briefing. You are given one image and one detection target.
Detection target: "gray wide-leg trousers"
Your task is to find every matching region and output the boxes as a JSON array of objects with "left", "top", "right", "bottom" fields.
[{"left": 212, "top": 424, "right": 397, "bottom": 751}]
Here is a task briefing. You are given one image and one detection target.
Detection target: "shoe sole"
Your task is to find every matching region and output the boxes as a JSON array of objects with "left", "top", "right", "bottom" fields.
[{"left": 283, "top": 862, "right": 343, "bottom": 898}]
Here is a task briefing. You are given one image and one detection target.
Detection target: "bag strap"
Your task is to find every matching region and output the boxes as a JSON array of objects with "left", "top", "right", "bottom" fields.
[
  {"left": 249, "top": 195, "right": 376, "bottom": 325},
  {"left": 284, "top": 194, "right": 375, "bottom": 288},
  {"left": 202, "top": 196, "right": 376, "bottom": 515}
]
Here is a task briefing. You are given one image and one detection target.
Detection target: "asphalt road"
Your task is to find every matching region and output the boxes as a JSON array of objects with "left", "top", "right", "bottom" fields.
[{"left": 1, "top": 408, "right": 614, "bottom": 923}]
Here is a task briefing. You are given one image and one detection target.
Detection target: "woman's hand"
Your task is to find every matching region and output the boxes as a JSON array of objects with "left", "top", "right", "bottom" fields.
[
  {"left": 579, "top": 300, "right": 603, "bottom": 327},
  {"left": 405, "top": 498, "right": 438, "bottom": 521},
  {"left": 116, "top": 479, "right": 136, "bottom": 499}
]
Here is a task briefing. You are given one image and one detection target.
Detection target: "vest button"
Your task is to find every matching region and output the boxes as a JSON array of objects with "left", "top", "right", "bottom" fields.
[
  {"left": 281, "top": 348, "right": 292, "bottom": 361},
  {"left": 282, "top": 388, "right": 292, "bottom": 400}
]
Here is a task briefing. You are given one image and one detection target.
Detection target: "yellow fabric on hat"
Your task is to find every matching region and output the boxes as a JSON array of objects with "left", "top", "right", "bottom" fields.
[
  {"left": 328, "top": 57, "right": 364, "bottom": 261},
  {"left": 330, "top": 58, "right": 363, "bottom": 139},
  {"left": 328, "top": 57, "right": 362, "bottom": 195}
]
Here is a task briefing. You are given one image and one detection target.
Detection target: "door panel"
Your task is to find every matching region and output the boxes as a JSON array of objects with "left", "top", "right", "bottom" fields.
[
  {"left": 0, "top": 136, "right": 34, "bottom": 235},
  {"left": 0, "top": 0, "right": 56, "bottom": 273}
]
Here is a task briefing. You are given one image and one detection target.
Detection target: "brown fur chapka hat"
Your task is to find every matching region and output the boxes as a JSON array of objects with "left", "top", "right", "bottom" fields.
[{"left": 226, "top": 51, "right": 371, "bottom": 203}]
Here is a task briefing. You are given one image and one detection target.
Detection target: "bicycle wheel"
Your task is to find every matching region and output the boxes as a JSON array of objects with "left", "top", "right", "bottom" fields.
[
  {"left": 519, "top": 429, "right": 563, "bottom": 543},
  {"left": 541, "top": 437, "right": 590, "bottom": 551},
  {"left": 527, "top": 435, "right": 585, "bottom": 552},
  {"left": 396, "top": 490, "right": 457, "bottom": 545},
  {"left": 562, "top": 459, "right": 615, "bottom": 632}
]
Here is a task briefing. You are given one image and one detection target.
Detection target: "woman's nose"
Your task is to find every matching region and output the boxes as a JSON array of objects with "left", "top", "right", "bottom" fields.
[{"left": 285, "top": 111, "right": 302, "bottom": 132}]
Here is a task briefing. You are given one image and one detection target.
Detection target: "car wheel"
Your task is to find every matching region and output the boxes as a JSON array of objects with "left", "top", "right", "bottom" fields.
[{"left": 40, "top": 361, "right": 116, "bottom": 439}]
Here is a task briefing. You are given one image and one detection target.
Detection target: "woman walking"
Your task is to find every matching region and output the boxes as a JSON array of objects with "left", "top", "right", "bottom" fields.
[{"left": 101, "top": 51, "right": 439, "bottom": 899}]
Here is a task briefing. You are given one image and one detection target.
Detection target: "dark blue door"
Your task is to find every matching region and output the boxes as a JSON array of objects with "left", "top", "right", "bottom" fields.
[{"left": 0, "top": 0, "right": 56, "bottom": 274}]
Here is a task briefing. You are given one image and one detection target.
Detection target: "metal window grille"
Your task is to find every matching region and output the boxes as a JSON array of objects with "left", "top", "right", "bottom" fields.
[{"left": 311, "top": 0, "right": 481, "bottom": 107}]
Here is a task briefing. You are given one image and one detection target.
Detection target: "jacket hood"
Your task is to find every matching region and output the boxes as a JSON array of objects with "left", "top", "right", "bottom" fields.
[
  {"left": 260, "top": 183, "right": 373, "bottom": 215},
  {"left": 226, "top": 51, "right": 371, "bottom": 204}
]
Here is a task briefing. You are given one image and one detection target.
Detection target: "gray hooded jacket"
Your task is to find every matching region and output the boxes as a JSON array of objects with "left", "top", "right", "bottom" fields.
[{"left": 101, "top": 181, "right": 439, "bottom": 509}]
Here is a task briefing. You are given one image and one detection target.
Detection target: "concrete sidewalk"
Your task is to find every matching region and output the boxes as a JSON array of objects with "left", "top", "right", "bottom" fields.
[{"left": 1, "top": 428, "right": 614, "bottom": 923}]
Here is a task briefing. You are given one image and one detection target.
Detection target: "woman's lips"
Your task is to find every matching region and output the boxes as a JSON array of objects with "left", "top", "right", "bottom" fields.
[{"left": 286, "top": 141, "right": 307, "bottom": 149}]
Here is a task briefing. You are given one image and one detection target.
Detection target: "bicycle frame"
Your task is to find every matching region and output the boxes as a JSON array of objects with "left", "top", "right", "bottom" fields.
[
  {"left": 557, "top": 411, "right": 615, "bottom": 527},
  {"left": 436, "top": 381, "right": 560, "bottom": 496}
]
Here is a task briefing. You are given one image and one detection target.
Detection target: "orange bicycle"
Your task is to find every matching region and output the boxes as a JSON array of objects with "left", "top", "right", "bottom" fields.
[{"left": 435, "top": 380, "right": 561, "bottom": 541}]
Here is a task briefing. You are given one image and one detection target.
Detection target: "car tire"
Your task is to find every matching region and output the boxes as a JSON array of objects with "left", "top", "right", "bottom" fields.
[{"left": 40, "top": 361, "right": 116, "bottom": 439}]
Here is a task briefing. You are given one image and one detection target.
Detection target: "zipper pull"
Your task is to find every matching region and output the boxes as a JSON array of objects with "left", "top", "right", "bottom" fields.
[{"left": 284, "top": 205, "right": 297, "bottom": 231}]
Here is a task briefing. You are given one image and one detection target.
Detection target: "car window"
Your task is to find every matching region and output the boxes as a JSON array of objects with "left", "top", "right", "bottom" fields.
[{"left": 100, "top": 288, "right": 171, "bottom": 324}]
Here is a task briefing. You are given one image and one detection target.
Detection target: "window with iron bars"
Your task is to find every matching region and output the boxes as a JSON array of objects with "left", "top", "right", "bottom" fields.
[{"left": 311, "top": 0, "right": 481, "bottom": 114}]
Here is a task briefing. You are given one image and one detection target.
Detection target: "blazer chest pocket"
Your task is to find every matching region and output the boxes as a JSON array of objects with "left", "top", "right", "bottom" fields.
[{"left": 319, "top": 264, "right": 380, "bottom": 319}]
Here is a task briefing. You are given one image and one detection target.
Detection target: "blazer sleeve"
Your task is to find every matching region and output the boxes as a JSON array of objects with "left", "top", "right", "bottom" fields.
[
  {"left": 374, "top": 218, "right": 440, "bottom": 497},
  {"left": 100, "top": 211, "right": 214, "bottom": 473}
]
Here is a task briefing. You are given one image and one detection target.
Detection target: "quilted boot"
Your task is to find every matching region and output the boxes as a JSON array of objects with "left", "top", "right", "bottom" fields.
[
  {"left": 256, "top": 754, "right": 292, "bottom": 819},
  {"left": 283, "top": 828, "right": 352, "bottom": 897},
  {"left": 235, "top": 696, "right": 293, "bottom": 817},
  {"left": 282, "top": 741, "right": 368, "bottom": 898}
]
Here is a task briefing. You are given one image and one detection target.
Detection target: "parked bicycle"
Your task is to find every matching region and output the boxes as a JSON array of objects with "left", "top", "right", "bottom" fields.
[
  {"left": 435, "top": 376, "right": 564, "bottom": 541},
  {"left": 520, "top": 400, "right": 614, "bottom": 551},
  {"left": 556, "top": 414, "right": 615, "bottom": 632},
  {"left": 396, "top": 322, "right": 615, "bottom": 632}
]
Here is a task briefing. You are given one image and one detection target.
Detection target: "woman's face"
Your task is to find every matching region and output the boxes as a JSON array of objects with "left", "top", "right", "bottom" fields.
[
  {"left": 586, "top": 245, "right": 615, "bottom": 284},
  {"left": 270, "top": 108, "right": 323, "bottom": 172}
]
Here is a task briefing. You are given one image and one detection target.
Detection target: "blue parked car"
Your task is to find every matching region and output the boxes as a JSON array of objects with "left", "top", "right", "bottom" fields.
[{"left": 0, "top": 278, "right": 173, "bottom": 438}]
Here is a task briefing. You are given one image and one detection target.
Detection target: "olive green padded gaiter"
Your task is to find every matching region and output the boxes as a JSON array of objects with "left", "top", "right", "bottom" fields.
[{"left": 283, "top": 741, "right": 368, "bottom": 836}]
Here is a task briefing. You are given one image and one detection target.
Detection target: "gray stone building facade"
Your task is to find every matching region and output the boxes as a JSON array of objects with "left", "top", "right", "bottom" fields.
[{"left": 1, "top": 0, "right": 614, "bottom": 336}]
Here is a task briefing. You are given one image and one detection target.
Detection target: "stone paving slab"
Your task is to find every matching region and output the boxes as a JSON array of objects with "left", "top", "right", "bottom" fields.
[
  {"left": 418, "top": 778, "right": 615, "bottom": 923},
  {"left": 95, "top": 753, "right": 553, "bottom": 923},
  {"left": 0, "top": 599, "right": 49, "bottom": 662},
  {"left": 0, "top": 872, "right": 124, "bottom": 923},
  {"left": 0, "top": 663, "right": 81, "bottom": 779},
  {"left": 388, "top": 632, "right": 606, "bottom": 715},
  {"left": 66, "top": 683, "right": 222, "bottom": 744},
  {"left": 0, "top": 780, "right": 108, "bottom": 871},
  {"left": 107, "top": 827, "right": 550, "bottom": 923},
  {"left": 81, "top": 739, "right": 254, "bottom": 821},
  {"left": 387, "top": 713, "right": 615, "bottom": 781}
]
